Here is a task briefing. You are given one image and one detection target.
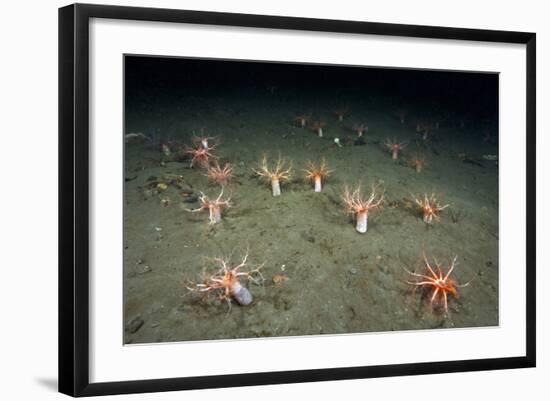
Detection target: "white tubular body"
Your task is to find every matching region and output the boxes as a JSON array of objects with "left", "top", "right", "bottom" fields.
[
  {"left": 201, "top": 139, "right": 208, "bottom": 149},
  {"left": 356, "top": 211, "right": 368, "bottom": 233},
  {"left": 209, "top": 206, "right": 221, "bottom": 224},
  {"left": 392, "top": 149, "right": 398, "bottom": 160},
  {"left": 271, "top": 179, "right": 281, "bottom": 196},
  {"left": 318, "top": 128, "right": 323, "bottom": 137},
  {"left": 314, "top": 176, "right": 322, "bottom": 192},
  {"left": 423, "top": 213, "right": 433, "bottom": 224},
  {"left": 231, "top": 281, "right": 253, "bottom": 305}
]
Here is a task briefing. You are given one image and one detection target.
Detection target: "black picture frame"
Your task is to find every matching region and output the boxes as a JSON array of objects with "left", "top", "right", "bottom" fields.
[{"left": 58, "top": 3, "right": 536, "bottom": 397}]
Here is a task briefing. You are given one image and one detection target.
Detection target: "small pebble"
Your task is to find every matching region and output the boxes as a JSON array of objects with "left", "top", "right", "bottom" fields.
[
  {"left": 136, "top": 264, "right": 152, "bottom": 275},
  {"left": 125, "top": 316, "right": 144, "bottom": 334}
]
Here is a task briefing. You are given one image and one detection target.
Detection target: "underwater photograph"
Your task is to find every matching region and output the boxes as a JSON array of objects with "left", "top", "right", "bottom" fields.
[{"left": 123, "top": 55, "right": 499, "bottom": 344}]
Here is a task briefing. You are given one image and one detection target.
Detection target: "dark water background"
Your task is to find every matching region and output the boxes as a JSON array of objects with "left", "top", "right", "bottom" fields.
[{"left": 123, "top": 56, "right": 499, "bottom": 344}]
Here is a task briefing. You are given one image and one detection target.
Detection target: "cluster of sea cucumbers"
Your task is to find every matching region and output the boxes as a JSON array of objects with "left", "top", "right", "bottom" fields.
[{"left": 143, "top": 107, "right": 483, "bottom": 317}]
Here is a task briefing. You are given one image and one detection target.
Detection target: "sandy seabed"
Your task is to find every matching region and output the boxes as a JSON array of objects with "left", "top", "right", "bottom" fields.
[{"left": 123, "top": 89, "right": 499, "bottom": 344}]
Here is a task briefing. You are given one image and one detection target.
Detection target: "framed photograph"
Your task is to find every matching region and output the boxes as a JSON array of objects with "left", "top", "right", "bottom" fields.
[{"left": 59, "top": 3, "right": 536, "bottom": 397}]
